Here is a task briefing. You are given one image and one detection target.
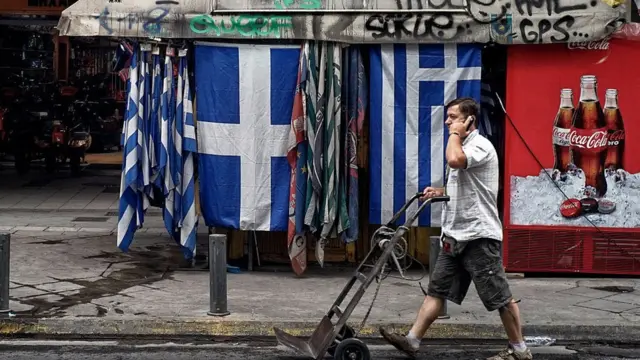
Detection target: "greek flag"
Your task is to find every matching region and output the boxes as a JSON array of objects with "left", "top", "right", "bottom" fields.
[
  {"left": 176, "top": 50, "right": 198, "bottom": 256},
  {"left": 195, "top": 43, "right": 300, "bottom": 231},
  {"left": 161, "top": 50, "right": 175, "bottom": 239},
  {"left": 149, "top": 46, "right": 162, "bottom": 187},
  {"left": 368, "top": 44, "right": 482, "bottom": 227},
  {"left": 117, "top": 46, "right": 147, "bottom": 251}
]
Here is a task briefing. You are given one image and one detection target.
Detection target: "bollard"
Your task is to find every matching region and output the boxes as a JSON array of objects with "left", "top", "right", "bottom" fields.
[
  {"left": 429, "top": 236, "right": 449, "bottom": 319},
  {"left": 207, "top": 234, "right": 230, "bottom": 317},
  {"left": 0, "top": 233, "right": 10, "bottom": 316}
]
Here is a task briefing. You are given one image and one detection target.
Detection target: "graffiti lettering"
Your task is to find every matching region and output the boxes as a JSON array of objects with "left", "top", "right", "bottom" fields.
[
  {"left": 364, "top": 13, "right": 471, "bottom": 40},
  {"left": 274, "top": 0, "right": 322, "bottom": 9},
  {"left": 519, "top": 15, "right": 573, "bottom": 43},
  {"left": 514, "top": 0, "right": 593, "bottom": 17},
  {"left": 514, "top": 0, "right": 600, "bottom": 44},
  {"left": 189, "top": 14, "right": 293, "bottom": 38},
  {"left": 143, "top": 7, "right": 170, "bottom": 34},
  {"left": 96, "top": 6, "right": 170, "bottom": 36},
  {"left": 96, "top": 7, "right": 113, "bottom": 35}
]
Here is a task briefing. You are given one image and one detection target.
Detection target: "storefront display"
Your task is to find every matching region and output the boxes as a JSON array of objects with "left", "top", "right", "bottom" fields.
[{"left": 504, "top": 38, "right": 640, "bottom": 275}]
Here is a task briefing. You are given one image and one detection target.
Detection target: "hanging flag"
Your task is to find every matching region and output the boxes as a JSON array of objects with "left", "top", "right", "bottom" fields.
[
  {"left": 195, "top": 43, "right": 300, "bottom": 231},
  {"left": 342, "top": 46, "right": 368, "bottom": 243},
  {"left": 161, "top": 48, "right": 177, "bottom": 239},
  {"left": 286, "top": 43, "right": 310, "bottom": 276},
  {"left": 117, "top": 45, "right": 144, "bottom": 252},
  {"left": 149, "top": 46, "right": 162, "bottom": 189},
  {"left": 138, "top": 44, "right": 152, "bottom": 207},
  {"left": 178, "top": 49, "right": 198, "bottom": 258},
  {"left": 368, "top": 44, "right": 482, "bottom": 227}
]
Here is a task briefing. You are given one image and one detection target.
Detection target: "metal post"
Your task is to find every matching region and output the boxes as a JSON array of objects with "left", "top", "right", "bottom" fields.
[
  {"left": 429, "top": 236, "right": 449, "bottom": 319},
  {"left": 0, "top": 233, "right": 10, "bottom": 316},
  {"left": 207, "top": 234, "right": 230, "bottom": 317}
]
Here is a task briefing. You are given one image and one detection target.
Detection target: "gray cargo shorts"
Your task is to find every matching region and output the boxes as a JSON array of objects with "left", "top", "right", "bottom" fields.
[{"left": 426, "top": 236, "right": 513, "bottom": 311}]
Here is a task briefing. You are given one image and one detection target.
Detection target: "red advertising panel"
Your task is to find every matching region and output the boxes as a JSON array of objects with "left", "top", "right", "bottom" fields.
[{"left": 504, "top": 39, "right": 640, "bottom": 275}]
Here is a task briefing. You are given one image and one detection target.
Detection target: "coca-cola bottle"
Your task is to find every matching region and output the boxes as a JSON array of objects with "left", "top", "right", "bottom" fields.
[
  {"left": 552, "top": 89, "right": 574, "bottom": 173},
  {"left": 570, "top": 75, "right": 608, "bottom": 198},
  {"left": 603, "top": 89, "right": 625, "bottom": 170}
]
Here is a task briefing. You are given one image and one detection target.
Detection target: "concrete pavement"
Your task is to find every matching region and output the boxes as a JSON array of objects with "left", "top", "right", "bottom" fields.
[
  {"left": 0, "top": 170, "right": 640, "bottom": 344},
  {"left": 0, "top": 220, "right": 639, "bottom": 343}
]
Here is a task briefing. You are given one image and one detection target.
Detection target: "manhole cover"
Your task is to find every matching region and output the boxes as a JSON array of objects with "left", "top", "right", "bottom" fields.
[
  {"left": 72, "top": 217, "right": 109, "bottom": 222},
  {"left": 590, "top": 286, "right": 635, "bottom": 293}
]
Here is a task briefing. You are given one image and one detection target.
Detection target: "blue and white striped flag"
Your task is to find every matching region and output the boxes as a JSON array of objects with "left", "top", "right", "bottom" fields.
[
  {"left": 368, "top": 44, "right": 482, "bottom": 227},
  {"left": 195, "top": 43, "right": 300, "bottom": 231},
  {"left": 138, "top": 44, "right": 152, "bottom": 206},
  {"left": 158, "top": 48, "right": 176, "bottom": 235},
  {"left": 178, "top": 49, "right": 198, "bottom": 256},
  {"left": 149, "top": 46, "right": 162, "bottom": 187},
  {"left": 118, "top": 46, "right": 144, "bottom": 251},
  {"left": 161, "top": 50, "right": 176, "bottom": 240}
]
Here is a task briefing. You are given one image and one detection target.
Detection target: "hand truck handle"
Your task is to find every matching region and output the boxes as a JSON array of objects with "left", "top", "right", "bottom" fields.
[
  {"left": 385, "top": 193, "right": 450, "bottom": 227},
  {"left": 404, "top": 194, "right": 450, "bottom": 227}
]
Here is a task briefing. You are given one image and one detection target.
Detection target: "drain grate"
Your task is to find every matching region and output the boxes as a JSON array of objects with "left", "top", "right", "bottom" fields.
[
  {"left": 72, "top": 217, "right": 109, "bottom": 222},
  {"left": 105, "top": 211, "right": 118, "bottom": 217}
]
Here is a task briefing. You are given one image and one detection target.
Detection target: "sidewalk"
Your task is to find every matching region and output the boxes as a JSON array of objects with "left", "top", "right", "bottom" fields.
[{"left": 1, "top": 218, "right": 639, "bottom": 344}]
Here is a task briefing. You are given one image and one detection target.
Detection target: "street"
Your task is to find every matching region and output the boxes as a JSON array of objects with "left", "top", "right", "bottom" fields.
[{"left": 0, "top": 341, "right": 637, "bottom": 360}]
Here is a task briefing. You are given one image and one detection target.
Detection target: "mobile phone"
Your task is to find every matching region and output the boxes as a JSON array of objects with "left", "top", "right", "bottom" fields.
[{"left": 466, "top": 116, "right": 475, "bottom": 131}]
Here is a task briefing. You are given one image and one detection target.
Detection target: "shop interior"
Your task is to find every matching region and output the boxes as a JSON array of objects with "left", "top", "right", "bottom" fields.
[{"left": 0, "top": 24, "right": 125, "bottom": 173}]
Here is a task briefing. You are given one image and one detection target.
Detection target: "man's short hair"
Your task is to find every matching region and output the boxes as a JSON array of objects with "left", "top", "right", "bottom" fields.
[{"left": 446, "top": 97, "right": 480, "bottom": 119}]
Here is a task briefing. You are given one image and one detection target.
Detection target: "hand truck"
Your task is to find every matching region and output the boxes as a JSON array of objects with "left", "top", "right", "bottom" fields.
[{"left": 274, "top": 194, "right": 450, "bottom": 360}]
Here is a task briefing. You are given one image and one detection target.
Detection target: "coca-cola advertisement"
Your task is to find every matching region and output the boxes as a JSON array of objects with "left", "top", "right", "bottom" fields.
[{"left": 505, "top": 39, "right": 639, "bottom": 229}]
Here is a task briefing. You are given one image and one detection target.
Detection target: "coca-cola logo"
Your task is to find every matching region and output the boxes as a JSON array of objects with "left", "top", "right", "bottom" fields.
[
  {"left": 553, "top": 127, "right": 571, "bottom": 143},
  {"left": 569, "top": 129, "right": 608, "bottom": 151},
  {"left": 567, "top": 37, "right": 610, "bottom": 51},
  {"left": 608, "top": 129, "right": 625, "bottom": 145}
]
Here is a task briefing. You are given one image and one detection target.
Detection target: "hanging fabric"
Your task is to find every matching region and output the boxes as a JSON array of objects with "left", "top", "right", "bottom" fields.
[
  {"left": 116, "top": 42, "right": 198, "bottom": 258},
  {"left": 161, "top": 47, "right": 176, "bottom": 242},
  {"left": 176, "top": 48, "right": 198, "bottom": 257},
  {"left": 287, "top": 42, "right": 310, "bottom": 276},
  {"left": 117, "top": 44, "right": 146, "bottom": 252},
  {"left": 341, "top": 46, "right": 367, "bottom": 244}
]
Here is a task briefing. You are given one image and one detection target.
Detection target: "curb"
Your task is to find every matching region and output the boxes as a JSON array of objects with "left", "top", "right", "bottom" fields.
[{"left": 1, "top": 319, "right": 639, "bottom": 344}]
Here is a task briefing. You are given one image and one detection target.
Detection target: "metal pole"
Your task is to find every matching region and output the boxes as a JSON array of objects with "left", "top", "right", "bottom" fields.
[
  {"left": 0, "top": 233, "right": 10, "bottom": 316},
  {"left": 429, "top": 236, "right": 449, "bottom": 319},
  {"left": 207, "top": 234, "right": 230, "bottom": 317}
]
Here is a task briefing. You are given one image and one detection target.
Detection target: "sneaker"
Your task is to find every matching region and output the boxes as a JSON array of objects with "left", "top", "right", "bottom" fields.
[
  {"left": 487, "top": 345, "right": 533, "bottom": 360},
  {"left": 379, "top": 327, "right": 418, "bottom": 358}
]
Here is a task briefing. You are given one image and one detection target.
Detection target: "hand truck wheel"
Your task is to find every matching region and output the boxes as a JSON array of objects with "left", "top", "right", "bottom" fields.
[
  {"left": 327, "top": 325, "right": 355, "bottom": 356},
  {"left": 333, "top": 338, "right": 371, "bottom": 360}
]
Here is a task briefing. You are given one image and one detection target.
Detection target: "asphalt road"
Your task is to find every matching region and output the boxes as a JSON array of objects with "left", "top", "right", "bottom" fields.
[{"left": 0, "top": 341, "right": 638, "bottom": 360}]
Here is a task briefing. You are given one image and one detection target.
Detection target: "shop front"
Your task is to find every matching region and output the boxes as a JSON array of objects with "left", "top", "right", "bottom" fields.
[
  {"left": 53, "top": 0, "right": 633, "bottom": 274},
  {"left": 0, "top": 0, "right": 125, "bottom": 174}
]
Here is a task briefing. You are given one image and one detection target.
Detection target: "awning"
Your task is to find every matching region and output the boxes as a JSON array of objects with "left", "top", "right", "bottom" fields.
[{"left": 56, "top": 0, "right": 628, "bottom": 45}]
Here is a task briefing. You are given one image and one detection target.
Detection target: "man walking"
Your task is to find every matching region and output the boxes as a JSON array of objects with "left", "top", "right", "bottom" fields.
[{"left": 379, "top": 98, "right": 532, "bottom": 360}]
